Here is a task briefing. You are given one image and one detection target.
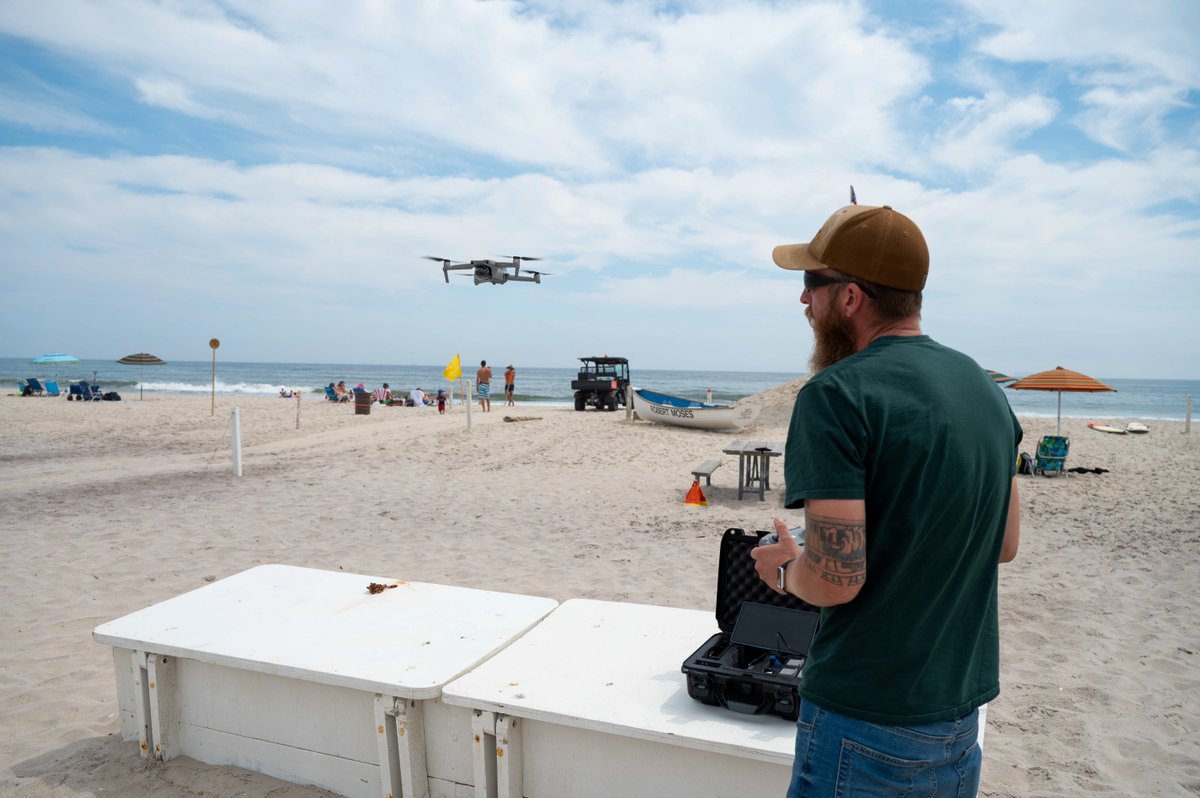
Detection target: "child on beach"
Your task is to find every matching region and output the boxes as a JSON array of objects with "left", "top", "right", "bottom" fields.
[{"left": 437, "top": 389, "right": 446, "bottom": 414}]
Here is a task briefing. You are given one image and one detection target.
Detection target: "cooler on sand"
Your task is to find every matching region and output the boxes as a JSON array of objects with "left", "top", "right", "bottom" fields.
[{"left": 681, "top": 527, "right": 820, "bottom": 721}]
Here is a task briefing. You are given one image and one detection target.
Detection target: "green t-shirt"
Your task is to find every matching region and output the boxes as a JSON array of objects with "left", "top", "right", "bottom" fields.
[{"left": 785, "top": 335, "right": 1022, "bottom": 724}]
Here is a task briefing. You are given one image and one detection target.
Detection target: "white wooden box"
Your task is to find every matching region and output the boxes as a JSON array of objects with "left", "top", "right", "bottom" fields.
[
  {"left": 442, "top": 598, "right": 798, "bottom": 798},
  {"left": 94, "top": 564, "right": 557, "bottom": 798}
]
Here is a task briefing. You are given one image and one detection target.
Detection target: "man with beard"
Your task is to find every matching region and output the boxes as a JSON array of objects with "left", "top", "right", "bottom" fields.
[{"left": 751, "top": 203, "right": 1022, "bottom": 798}]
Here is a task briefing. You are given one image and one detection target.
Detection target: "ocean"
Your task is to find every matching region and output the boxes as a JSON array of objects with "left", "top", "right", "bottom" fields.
[{"left": 3, "top": 357, "right": 1197, "bottom": 421}]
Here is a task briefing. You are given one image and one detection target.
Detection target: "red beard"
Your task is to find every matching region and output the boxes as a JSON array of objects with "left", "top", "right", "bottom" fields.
[{"left": 807, "top": 298, "right": 857, "bottom": 372}]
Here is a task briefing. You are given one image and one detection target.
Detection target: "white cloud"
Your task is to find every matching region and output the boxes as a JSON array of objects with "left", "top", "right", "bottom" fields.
[
  {"left": 0, "top": 83, "right": 116, "bottom": 135},
  {"left": 0, "top": 1, "right": 930, "bottom": 173},
  {"left": 932, "top": 91, "right": 1058, "bottom": 172},
  {"left": 0, "top": 2, "right": 1197, "bottom": 376},
  {"left": 964, "top": 0, "right": 1200, "bottom": 82},
  {"left": 134, "top": 77, "right": 219, "bottom": 120},
  {"left": 958, "top": 0, "right": 1200, "bottom": 151}
]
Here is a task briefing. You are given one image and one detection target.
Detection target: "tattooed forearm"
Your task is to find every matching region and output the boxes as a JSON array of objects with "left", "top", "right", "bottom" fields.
[{"left": 801, "top": 514, "right": 866, "bottom": 587}]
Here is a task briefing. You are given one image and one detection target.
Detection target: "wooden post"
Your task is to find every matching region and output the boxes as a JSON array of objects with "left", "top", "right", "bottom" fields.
[
  {"left": 209, "top": 338, "right": 220, "bottom": 417},
  {"left": 295, "top": 392, "right": 301, "bottom": 430},
  {"left": 466, "top": 378, "right": 473, "bottom": 431}
]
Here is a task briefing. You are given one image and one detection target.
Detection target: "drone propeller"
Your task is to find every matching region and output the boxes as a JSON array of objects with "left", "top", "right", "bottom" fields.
[
  {"left": 523, "top": 270, "right": 552, "bottom": 276},
  {"left": 506, "top": 255, "right": 541, "bottom": 262},
  {"left": 423, "top": 256, "right": 453, "bottom": 264}
]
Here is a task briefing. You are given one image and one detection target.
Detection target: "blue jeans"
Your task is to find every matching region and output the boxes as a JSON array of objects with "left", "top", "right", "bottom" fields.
[{"left": 787, "top": 700, "right": 981, "bottom": 798}]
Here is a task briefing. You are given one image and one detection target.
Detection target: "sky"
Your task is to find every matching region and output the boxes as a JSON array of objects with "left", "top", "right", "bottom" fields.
[{"left": 1, "top": 0, "right": 1197, "bottom": 379}]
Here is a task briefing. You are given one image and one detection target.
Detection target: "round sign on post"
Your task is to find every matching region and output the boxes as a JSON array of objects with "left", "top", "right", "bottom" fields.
[{"left": 210, "top": 339, "right": 220, "bottom": 416}]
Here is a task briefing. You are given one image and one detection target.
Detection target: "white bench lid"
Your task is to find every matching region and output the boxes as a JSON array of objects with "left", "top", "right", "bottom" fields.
[
  {"left": 93, "top": 564, "right": 558, "bottom": 698},
  {"left": 441, "top": 598, "right": 798, "bottom": 764}
]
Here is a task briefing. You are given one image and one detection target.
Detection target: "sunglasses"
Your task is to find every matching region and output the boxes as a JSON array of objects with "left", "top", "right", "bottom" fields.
[{"left": 803, "top": 271, "right": 877, "bottom": 299}]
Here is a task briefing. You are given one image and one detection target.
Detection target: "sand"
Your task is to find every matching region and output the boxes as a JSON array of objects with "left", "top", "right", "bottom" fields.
[{"left": 1, "top": 389, "right": 1197, "bottom": 797}]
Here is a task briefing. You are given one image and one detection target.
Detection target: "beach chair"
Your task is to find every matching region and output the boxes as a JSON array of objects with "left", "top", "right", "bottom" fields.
[
  {"left": 324, "top": 385, "right": 348, "bottom": 403},
  {"left": 25, "top": 377, "right": 45, "bottom": 396},
  {"left": 68, "top": 382, "right": 83, "bottom": 400},
  {"left": 1034, "top": 435, "right": 1070, "bottom": 477},
  {"left": 79, "top": 383, "right": 101, "bottom": 401},
  {"left": 44, "top": 380, "right": 61, "bottom": 397}
]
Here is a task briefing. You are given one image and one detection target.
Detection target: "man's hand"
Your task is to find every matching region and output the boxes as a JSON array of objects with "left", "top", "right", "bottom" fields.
[{"left": 750, "top": 517, "right": 802, "bottom": 595}]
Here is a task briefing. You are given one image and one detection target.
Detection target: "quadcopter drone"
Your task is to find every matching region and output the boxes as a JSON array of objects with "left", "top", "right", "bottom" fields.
[{"left": 424, "top": 255, "right": 551, "bottom": 286}]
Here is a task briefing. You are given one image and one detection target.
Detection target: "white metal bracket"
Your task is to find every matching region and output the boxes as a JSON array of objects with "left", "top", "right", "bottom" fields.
[
  {"left": 470, "top": 710, "right": 523, "bottom": 798},
  {"left": 130, "top": 650, "right": 176, "bottom": 761},
  {"left": 374, "top": 694, "right": 429, "bottom": 798},
  {"left": 131, "top": 651, "right": 150, "bottom": 760}
]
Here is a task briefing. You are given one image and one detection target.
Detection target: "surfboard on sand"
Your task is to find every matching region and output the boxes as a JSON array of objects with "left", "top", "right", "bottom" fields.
[
  {"left": 1126, "top": 422, "right": 1149, "bottom": 434},
  {"left": 1088, "top": 422, "right": 1127, "bottom": 434}
]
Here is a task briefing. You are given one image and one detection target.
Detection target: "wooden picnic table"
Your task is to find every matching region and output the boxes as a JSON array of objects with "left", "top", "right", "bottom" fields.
[{"left": 722, "top": 440, "right": 784, "bottom": 501}]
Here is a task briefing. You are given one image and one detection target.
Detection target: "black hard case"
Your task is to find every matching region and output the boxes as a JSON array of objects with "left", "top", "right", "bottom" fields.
[{"left": 681, "top": 527, "right": 820, "bottom": 721}]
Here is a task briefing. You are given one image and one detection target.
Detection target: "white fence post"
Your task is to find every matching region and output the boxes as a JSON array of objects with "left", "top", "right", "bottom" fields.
[
  {"left": 466, "top": 379, "right": 473, "bottom": 431},
  {"left": 231, "top": 407, "right": 243, "bottom": 477}
]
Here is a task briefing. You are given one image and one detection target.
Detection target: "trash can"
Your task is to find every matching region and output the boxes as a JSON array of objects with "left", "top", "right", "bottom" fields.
[{"left": 354, "top": 391, "right": 371, "bottom": 415}]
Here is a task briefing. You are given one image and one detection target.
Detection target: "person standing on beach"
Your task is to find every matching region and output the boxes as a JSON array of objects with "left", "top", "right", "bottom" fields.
[
  {"left": 751, "top": 203, "right": 1022, "bottom": 798},
  {"left": 504, "top": 364, "right": 516, "bottom": 406},
  {"left": 476, "top": 360, "right": 493, "bottom": 412}
]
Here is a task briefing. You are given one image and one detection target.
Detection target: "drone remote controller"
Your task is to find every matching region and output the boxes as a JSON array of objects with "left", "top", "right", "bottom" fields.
[{"left": 758, "top": 526, "right": 805, "bottom": 547}]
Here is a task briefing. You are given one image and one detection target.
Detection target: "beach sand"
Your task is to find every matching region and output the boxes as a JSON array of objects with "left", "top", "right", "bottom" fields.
[{"left": 1, "top": 390, "right": 1197, "bottom": 797}]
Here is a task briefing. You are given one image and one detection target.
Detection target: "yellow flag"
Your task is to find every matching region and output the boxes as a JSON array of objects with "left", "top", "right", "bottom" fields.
[{"left": 443, "top": 353, "right": 462, "bottom": 381}]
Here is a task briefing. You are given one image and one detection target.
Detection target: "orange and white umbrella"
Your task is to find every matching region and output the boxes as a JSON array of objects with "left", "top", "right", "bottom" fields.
[
  {"left": 1008, "top": 366, "right": 1116, "bottom": 434},
  {"left": 985, "top": 369, "right": 1016, "bottom": 384}
]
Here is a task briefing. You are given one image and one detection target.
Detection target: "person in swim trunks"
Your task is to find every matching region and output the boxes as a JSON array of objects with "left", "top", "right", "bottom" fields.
[
  {"left": 504, "top": 364, "right": 515, "bottom": 406},
  {"left": 476, "top": 360, "right": 493, "bottom": 412}
]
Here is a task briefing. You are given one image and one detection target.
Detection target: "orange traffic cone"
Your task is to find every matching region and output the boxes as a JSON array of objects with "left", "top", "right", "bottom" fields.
[{"left": 685, "top": 478, "right": 708, "bottom": 507}]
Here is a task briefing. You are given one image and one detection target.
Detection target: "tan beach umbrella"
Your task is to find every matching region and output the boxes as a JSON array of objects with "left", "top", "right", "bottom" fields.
[
  {"left": 1008, "top": 366, "right": 1116, "bottom": 435},
  {"left": 117, "top": 352, "right": 166, "bottom": 401}
]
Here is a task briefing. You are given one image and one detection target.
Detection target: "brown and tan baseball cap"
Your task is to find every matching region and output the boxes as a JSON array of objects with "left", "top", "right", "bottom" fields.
[{"left": 772, "top": 204, "right": 929, "bottom": 291}]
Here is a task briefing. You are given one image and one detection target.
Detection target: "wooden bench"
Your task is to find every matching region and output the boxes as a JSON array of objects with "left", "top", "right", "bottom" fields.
[
  {"left": 442, "top": 599, "right": 796, "bottom": 798},
  {"left": 93, "top": 565, "right": 557, "bottom": 798},
  {"left": 691, "top": 459, "right": 722, "bottom": 486}
]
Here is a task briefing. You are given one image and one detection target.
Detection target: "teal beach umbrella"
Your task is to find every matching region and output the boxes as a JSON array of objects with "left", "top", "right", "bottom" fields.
[{"left": 31, "top": 352, "right": 81, "bottom": 383}]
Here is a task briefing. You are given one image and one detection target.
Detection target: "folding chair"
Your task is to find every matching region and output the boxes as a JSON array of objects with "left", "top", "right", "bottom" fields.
[{"left": 1035, "top": 435, "right": 1070, "bottom": 477}]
